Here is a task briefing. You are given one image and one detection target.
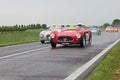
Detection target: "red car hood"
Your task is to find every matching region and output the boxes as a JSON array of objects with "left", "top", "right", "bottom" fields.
[{"left": 57, "top": 30, "right": 79, "bottom": 37}]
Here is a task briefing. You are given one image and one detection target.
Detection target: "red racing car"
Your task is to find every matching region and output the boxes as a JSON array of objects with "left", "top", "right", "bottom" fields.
[{"left": 50, "top": 25, "right": 92, "bottom": 48}]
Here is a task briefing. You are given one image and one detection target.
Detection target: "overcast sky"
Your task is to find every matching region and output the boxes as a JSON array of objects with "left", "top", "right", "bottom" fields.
[{"left": 0, "top": 0, "right": 120, "bottom": 26}]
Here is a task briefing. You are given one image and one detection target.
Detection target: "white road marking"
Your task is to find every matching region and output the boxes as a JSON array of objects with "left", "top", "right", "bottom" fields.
[
  {"left": 0, "top": 46, "right": 50, "bottom": 60},
  {"left": 64, "top": 39, "right": 120, "bottom": 80}
]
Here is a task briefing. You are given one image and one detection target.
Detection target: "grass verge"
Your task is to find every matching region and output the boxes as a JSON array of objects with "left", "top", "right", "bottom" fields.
[
  {"left": 100, "top": 27, "right": 106, "bottom": 32},
  {"left": 87, "top": 42, "right": 120, "bottom": 80},
  {"left": 0, "top": 29, "right": 44, "bottom": 47}
]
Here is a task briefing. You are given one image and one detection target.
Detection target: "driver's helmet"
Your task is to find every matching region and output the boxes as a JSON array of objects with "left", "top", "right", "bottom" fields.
[
  {"left": 77, "top": 24, "right": 82, "bottom": 26},
  {"left": 61, "top": 25, "right": 65, "bottom": 28},
  {"left": 76, "top": 24, "right": 85, "bottom": 30}
]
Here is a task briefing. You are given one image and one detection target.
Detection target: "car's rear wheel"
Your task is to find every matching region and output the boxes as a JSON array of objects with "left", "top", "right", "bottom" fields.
[
  {"left": 41, "top": 41, "right": 45, "bottom": 44},
  {"left": 89, "top": 33, "right": 92, "bottom": 45},
  {"left": 98, "top": 31, "right": 101, "bottom": 35},
  {"left": 50, "top": 40, "right": 56, "bottom": 48},
  {"left": 80, "top": 33, "right": 87, "bottom": 47}
]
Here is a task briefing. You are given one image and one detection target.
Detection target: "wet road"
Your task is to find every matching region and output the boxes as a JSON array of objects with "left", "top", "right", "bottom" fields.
[{"left": 0, "top": 32, "right": 120, "bottom": 80}]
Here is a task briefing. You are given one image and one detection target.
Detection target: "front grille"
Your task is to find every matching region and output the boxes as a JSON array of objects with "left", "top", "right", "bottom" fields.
[
  {"left": 58, "top": 36, "right": 73, "bottom": 42},
  {"left": 46, "top": 34, "right": 50, "bottom": 37},
  {"left": 46, "top": 34, "right": 50, "bottom": 40}
]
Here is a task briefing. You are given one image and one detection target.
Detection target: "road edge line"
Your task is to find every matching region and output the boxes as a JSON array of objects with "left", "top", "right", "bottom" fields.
[
  {"left": 0, "top": 46, "right": 50, "bottom": 60},
  {"left": 64, "top": 38, "right": 120, "bottom": 80}
]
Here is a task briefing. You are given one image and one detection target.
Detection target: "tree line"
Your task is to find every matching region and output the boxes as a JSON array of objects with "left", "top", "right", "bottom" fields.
[
  {"left": 0, "top": 27, "right": 27, "bottom": 33},
  {"left": 0, "top": 24, "right": 47, "bottom": 33},
  {"left": 0, "top": 18, "right": 120, "bottom": 33},
  {"left": 101, "top": 19, "right": 120, "bottom": 28}
]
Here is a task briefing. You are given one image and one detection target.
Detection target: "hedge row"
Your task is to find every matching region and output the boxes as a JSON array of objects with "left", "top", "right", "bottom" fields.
[{"left": 0, "top": 27, "right": 27, "bottom": 33}]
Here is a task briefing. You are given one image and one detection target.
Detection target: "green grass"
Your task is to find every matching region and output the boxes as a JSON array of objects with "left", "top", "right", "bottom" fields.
[
  {"left": 100, "top": 27, "right": 106, "bottom": 32},
  {"left": 87, "top": 42, "right": 120, "bottom": 80},
  {"left": 0, "top": 29, "right": 45, "bottom": 47}
]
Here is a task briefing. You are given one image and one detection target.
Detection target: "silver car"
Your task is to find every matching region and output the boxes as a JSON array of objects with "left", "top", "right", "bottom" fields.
[
  {"left": 39, "top": 26, "right": 61, "bottom": 43},
  {"left": 90, "top": 27, "right": 101, "bottom": 35}
]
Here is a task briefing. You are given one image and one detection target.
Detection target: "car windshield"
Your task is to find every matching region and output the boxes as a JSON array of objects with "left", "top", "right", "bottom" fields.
[
  {"left": 62, "top": 26, "right": 86, "bottom": 30},
  {"left": 48, "top": 26, "right": 61, "bottom": 32},
  {"left": 91, "top": 28, "right": 97, "bottom": 30},
  {"left": 106, "top": 26, "right": 112, "bottom": 29},
  {"left": 62, "top": 26, "right": 76, "bottom": 31},
  {"left": 75, "top": 26, "right": 86, "bottom": 30}
]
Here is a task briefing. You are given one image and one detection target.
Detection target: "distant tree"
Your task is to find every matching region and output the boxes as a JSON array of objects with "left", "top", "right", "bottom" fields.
[
  {"left": 13, "top": 24, "right": 18, "bottom": 28},
  {"left": 41, "top": 24, "right": 47, "bottom": 29},
  {"left": 112, "top": 19, "right": 120, "bottom": 27},
  {"left": 21, "top": 24, "right": 24, "bottom": 28},
  {"left": 36, "top": 24, "right": 41, "bottom": 29},
  {"left": 101, "top": 23, "right": 111, "bottom": 28}
]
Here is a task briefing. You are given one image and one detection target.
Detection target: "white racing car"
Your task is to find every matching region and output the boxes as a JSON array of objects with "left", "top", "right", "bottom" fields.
[{"left": 39, "top": 26, "right": 62, "bottom": 43}]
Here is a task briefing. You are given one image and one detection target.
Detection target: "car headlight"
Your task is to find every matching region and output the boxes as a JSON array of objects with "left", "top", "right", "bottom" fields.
[
  {"left": 50, "top": 34, "right": 55, "bottom": 38},
  {"left": 40, "top": 34, "right": 44, "bottom": 38},
  {"left": 76, "top": 33, "right": 81, "bottom": 38}
]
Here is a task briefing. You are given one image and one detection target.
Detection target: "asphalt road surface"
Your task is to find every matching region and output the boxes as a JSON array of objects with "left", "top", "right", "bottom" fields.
[{"left": 0, "top": 32, "right": 120, "bottom": 80}]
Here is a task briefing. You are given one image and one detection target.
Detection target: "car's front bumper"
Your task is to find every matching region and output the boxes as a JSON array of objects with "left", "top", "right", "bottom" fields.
[
  {"left": 40, "top": 35, "right": 50, "bottom": 41},
  {"left": 51, "top": 36, "right": 82, "bottom": 44}
]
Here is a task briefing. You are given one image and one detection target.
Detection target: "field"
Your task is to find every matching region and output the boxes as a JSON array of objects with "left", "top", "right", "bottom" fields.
[
  {"left": 0, "top": 29, "right": 44, "bottom": 47},
  {"left": 87, "top": 42, "right": 120, "bottom": 80}
]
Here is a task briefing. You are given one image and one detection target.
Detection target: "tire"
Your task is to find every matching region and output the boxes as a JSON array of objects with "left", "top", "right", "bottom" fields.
[
  {"left": 41, "top": 41, "right": 45, "bottom": 44},
  {"left": 89, "top": 33, "right": 92, "bottom": 45},
  {"left": 50, "top": 40, "right": 56, "bottom": 48},
  {"left": 80, "top": 33, "right": 87, "bottom": 47},
  {"left": 98, "top": 31, "right": 101, "bottom": 35},
  {"left": 99, "top": 31, "right": 101, "bottom": 35}
]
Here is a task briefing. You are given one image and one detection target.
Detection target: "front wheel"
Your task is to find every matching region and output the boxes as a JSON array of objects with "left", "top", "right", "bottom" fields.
[
  {"left": 89, "top": 33, "right": 92, "bottom": 45},
  {"left": 98, "top": 31, "right": 101, "bottom": 35},
  {"left": 50, "top": 40, "right": 56, "bottom": 48},
  {"left": 80, "top": 34, "right": 87, "bottom": 47},
  {"left": 41, "top": 41, "right": 45, "bottom": 44}
]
